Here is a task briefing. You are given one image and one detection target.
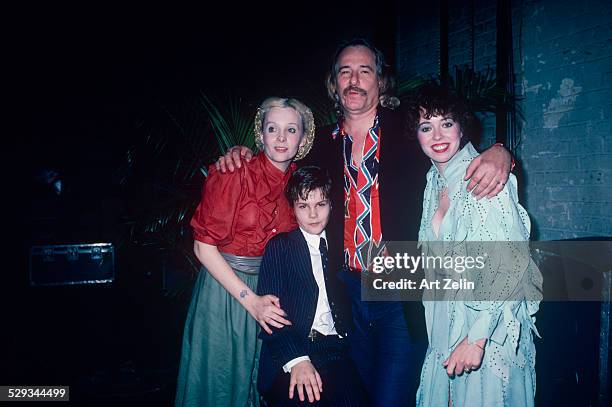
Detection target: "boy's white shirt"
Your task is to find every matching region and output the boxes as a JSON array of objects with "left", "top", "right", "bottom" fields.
[{"left": 282, "top": 228, "right": 338, "bottom": 373}]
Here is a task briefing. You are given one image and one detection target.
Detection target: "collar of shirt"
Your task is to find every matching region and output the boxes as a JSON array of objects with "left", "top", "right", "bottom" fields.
[
  {"left": 257, "top": 152, "right": 296, "bottom": 184},
  {"left": 299, "top": 227, "right": 327, "bottom": 251},
  {"left": 332, "top": 115, "right": 380, "bottom": 140}
]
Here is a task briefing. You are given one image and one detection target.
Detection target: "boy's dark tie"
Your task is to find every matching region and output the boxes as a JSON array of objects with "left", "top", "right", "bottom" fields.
[{"left": 319, "top": 237, "right": 328, "bottom": 273}]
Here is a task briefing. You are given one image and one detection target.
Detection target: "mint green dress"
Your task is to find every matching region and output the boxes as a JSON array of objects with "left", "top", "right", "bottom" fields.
[{"left": 416, "top": 143, "right": 542, "bottom": 407}]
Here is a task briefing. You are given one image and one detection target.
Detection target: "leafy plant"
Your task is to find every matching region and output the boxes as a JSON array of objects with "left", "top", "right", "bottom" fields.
[
  {"left": 199, "top": 94, "right": 257, "bottom": 159},
  {"left": 450, "top": 65, "right": 523, "bottom": 121}
]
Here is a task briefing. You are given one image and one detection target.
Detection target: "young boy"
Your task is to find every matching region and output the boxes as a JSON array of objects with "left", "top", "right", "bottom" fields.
[{"left": 256, "top": 166, "right": 367, "bottom": 406}]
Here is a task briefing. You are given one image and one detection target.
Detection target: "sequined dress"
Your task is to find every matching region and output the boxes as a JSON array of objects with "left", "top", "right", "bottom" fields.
[{"left": 416, "top": 143, "right": 542, "bottom": 407}]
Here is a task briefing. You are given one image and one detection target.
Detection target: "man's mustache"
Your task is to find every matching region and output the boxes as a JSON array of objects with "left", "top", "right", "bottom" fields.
[{"left": 343, "top": 86, "right": 367, "bottom": 96}]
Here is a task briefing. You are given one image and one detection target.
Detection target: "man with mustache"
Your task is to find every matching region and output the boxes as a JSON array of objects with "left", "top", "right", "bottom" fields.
[{"left": 217, "top": 39, "right": 512, "bottom": 406}]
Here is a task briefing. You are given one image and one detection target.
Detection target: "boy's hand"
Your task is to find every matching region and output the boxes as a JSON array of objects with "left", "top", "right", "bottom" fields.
[{"left": 289, "top": 360, "right": 322, "bottom": 403}]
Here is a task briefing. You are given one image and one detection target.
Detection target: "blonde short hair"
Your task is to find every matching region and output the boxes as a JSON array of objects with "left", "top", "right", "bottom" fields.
[{"left": 253, "top": 97, "right": 315, "bottom": 161}]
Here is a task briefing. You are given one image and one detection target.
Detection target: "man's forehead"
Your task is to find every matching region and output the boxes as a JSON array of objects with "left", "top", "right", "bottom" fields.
[{"left": 338, "top": 45, "right": 375, "bottom": 65}]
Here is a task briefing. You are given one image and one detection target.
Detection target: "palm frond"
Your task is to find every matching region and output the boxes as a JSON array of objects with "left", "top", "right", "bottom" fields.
[
  {"left": 450, "top": 65, "right": 524, "bottom": 119},
  {"left": 199, "top": 93, "right": 255, "bottom": 154}
]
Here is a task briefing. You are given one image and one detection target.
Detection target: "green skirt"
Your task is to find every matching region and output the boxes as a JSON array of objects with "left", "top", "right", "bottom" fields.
[{"left": 175, "top": 253, "right": 262, "bottom": 407}]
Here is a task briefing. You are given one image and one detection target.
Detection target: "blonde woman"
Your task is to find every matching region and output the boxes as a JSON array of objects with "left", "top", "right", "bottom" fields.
[{"left": 175, "top": 97, "right": 315, "bottom": 407}]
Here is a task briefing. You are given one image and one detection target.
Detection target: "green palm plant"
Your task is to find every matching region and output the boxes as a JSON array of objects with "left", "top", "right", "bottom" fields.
[
  {"left": 449, "top": 65, "right": 523, "bottom": 121},
  {"left": 199, "top": 94, "right": 257, "bottom": 165}
]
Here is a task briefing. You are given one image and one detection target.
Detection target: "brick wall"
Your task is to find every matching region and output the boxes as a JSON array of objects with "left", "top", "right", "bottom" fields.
[
  {"left": 396, "top": 2, "right": 441, "bottom": 81},
  {"left": 398, "top": 0, "right": 498, "bottom": 148},
  {"left": 449, "top": 0, "right": 498, "bottom": 148},
  {"left": 448, "top": 0, "right": 497, "bottom": 71},
  {"left": 516, "top": 0, "right": 612, "bottom": 239},
  {"left": 398, "top": 0, "right": 612, "bottom": 239}
]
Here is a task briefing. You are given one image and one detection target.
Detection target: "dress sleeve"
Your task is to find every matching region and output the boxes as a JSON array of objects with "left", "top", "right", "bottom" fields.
[
  {"left": 190, "top": 165, "right": 244, "bottom": 247},
  {"left": 462, "top": 174, "right": 542, "bottom": 347}
]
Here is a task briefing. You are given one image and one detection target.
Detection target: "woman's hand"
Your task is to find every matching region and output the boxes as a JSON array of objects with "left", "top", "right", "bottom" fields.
[
  {"left": 289, "top": 360, "right": 322, "bottom": 403},
  {"left": 214, "top": 146, "right": 254, "bottom": 173},
  {"left": 464, "top": 144, "right": 511, "bottom": 199},
  {"left": 245, "top": 294, "right": 292, "bottom": 334},
  {"left": 443, "top": 337, "right": 486, "bottom": 376},
  {"left": 192, "top": 242, "right": 290, "bottom": 333}
]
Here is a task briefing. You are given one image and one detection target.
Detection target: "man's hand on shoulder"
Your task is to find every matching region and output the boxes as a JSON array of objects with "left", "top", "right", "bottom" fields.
[
  {"left": 464, "top": 144, "right": 512, "bottom": 200},
  {"left": 215, "top": 146, "right": 254, "bottom": 173},
  {"left": 289, "top": 360, "right": 323, "bottom": 403}
]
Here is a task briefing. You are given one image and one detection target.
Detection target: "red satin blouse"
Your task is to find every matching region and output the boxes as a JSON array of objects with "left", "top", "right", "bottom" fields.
[{"left": 190, "top": 153, "right": 297, "bottom": 256}]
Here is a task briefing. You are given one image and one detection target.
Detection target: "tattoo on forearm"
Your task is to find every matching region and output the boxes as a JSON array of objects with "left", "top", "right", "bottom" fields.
[{"left": 240, "top": 290, "right": 248, "bottom": 299}]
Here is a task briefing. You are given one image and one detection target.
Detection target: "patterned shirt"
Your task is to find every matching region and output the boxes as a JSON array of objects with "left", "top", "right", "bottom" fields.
[{"left": 334, "top": 116, "right": 384, "bottom": 271}]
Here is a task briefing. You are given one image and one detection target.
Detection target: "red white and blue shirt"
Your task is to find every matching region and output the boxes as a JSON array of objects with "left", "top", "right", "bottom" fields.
[{"left": 334, "top": 116, "right": 385, "bottom": 272}]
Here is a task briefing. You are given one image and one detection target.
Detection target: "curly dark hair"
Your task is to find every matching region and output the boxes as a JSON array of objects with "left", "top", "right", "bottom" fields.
[
  {"left": 405, "top": 82, "right": 480, "bottom": 145},
  {"left": 285, "top": 166, "right": 332, "bottom": 204}
]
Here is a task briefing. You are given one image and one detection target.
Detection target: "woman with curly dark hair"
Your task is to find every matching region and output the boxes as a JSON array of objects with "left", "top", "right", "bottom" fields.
[{"left": 407, "top": 83, "right": 542, "bottom": 407}]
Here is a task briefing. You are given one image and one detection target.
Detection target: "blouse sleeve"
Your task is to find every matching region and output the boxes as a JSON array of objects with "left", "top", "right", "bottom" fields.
[
  {"left": 462, "top": 174, "right": 542, "bottom": 347},
  {"left": 190, "top": 165, "right": 245, "bottom": 247}
]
